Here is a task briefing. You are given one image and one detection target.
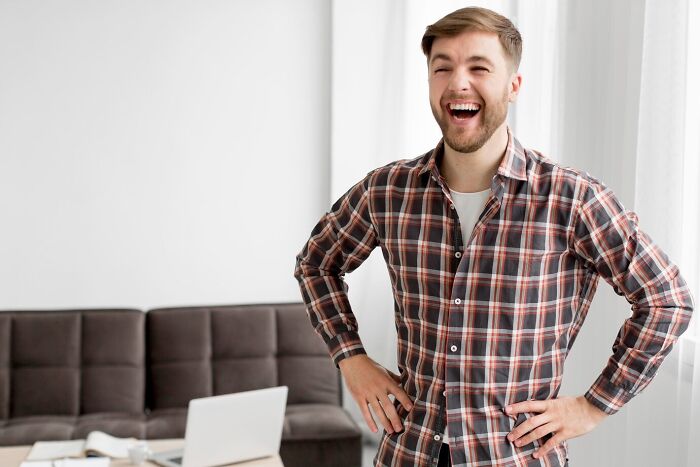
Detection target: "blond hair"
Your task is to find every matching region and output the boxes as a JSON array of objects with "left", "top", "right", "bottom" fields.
[{"left": 421, "top": 7, "right": 522, "bottom": 71}]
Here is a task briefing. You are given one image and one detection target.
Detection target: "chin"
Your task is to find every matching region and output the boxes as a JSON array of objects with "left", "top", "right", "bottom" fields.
[{"left": 444, "top": 131, "right": 489, "bottom": 154}]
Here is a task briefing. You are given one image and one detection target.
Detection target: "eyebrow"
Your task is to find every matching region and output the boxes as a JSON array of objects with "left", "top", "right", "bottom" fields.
[{"left": 430, "top": 54, "right": 496, "bottom": 68}]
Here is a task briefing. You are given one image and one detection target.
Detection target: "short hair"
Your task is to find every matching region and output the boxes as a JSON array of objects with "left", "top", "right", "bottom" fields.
[{"left": 421, "top": 7, "right": 522, "bottom": 71}]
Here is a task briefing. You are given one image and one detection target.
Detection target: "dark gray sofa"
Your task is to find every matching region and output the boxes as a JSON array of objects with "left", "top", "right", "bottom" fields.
[{"left": 0, "top": 303, "right": 362, "bottom": 467}]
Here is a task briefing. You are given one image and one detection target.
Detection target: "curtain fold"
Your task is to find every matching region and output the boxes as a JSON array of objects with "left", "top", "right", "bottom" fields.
[{"left": 631, "top": 1, "right": 699, "bottom": 466}]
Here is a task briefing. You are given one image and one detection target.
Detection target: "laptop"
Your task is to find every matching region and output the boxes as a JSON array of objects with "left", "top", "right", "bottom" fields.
[{"left": 150, "top": 386, "right": 288, "bottom": 467}]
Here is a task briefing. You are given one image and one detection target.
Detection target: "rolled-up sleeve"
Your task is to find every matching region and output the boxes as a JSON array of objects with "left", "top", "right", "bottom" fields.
[
  {"left": 572, "top": 178, "right": 695, "bottom": 414},
  {"left": 294, "top": 173, "right": 379, "bottom": 367}
]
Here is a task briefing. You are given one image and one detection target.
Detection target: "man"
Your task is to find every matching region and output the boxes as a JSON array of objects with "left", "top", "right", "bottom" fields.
[{"left": 294, "top": 6, "right": 694, "bottom": 467}]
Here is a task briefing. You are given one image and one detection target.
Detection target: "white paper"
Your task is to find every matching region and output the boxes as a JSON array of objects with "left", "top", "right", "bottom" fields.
[
  {"left": 85, "top": 431, "right": 137, "bottom": 458},
  {"left": 58, "top": 459, "right": 110, "bottom": 467},
  {"left": 26, "top": 440, "right": 85, "bottom": 460},
  {"left": 20, "top": 460, "right": 109, "bottom": 467}
]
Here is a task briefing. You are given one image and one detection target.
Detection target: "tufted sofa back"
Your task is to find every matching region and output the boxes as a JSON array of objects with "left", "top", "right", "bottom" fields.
[
  {"left": 0, "top": 309, "right": 145, "bottom": 420},
  {"left": 146, "top": 303, "right": 340, "bottom": 411}
]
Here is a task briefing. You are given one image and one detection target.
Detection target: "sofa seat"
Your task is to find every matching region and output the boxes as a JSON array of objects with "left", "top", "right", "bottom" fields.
[
  {"left": 145, "top": 408, "right": 188, "bottom": 439},
  {"left": 283, "top": 404, "right": 361, "bottom": 441},
  {"left": 280, "top": 404, "right": 362, "bottom": 467},
  {"left": 0, "top": 416, "right": 75, "bottom": 445},
  {"left": 0, "top": 413, "right": 146, "bottom": 445}
]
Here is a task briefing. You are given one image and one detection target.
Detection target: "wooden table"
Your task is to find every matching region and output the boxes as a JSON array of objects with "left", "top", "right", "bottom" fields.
[{"left": 0, "top": 439, "right": 284, "bottom": 466}]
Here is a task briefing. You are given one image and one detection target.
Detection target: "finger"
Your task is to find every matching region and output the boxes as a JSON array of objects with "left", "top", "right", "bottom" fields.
[
  {"left": 359, "top": 398, "right": 378, "bottom": 433},
  {"left": 514, "top": 422, "right": 557, "bottom": 447},
  {"left": 533, "top": 433, "right": 565, "bottom": 459},
  {"left": 506, "top": 399, "right": 548, "bottom": 415},
  {"left": 379, "top": 394, "right": 404, "bottom": 432},
  {"left": 390, "top": 387, "right": 414, "bottom": 412},
  {"left": 387, "top": 370, "right": 402, "bottom": 385},
  {"left": 507, "top": 412, "right": 552, "bottom": 442},
  {"left": 369, "top": 399, "right": 395, "bottom": 434}
]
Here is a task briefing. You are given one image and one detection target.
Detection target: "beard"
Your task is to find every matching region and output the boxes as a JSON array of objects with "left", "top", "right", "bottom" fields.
[{"left": 431, "top": 88, "right": 509, "bottom": 153}]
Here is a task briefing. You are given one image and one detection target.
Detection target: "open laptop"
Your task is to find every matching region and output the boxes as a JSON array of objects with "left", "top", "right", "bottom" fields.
[{"left": 150, "top": 386, "right": 288, "bottom": 467}]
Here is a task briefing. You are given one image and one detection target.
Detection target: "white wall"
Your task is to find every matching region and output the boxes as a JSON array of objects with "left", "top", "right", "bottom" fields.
[{"left": 0, "top": 0, "right": 330, "bottom": 309}]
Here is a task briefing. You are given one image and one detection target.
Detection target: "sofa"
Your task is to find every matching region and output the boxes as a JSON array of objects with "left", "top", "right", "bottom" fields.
[{"left": 0, "top": 303, "right": 362, "bottom": 467}]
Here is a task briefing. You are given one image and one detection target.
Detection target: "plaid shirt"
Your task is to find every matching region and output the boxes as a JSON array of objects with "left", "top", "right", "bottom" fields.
[{"left": 294, "top": 128, "right": 694, "bottom": 467}]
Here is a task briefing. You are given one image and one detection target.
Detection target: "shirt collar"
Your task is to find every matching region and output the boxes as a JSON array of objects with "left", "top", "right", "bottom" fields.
[{"left": 418, "top": 126, "right": 528, "bottom": 182}]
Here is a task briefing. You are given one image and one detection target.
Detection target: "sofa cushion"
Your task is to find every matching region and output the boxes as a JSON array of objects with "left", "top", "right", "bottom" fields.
[
  {"left": 211, "top": 307, "right": 277, "bottom": 395},
  {"left": 146, "top": 303, "right": 340, "bottom": 410},
  {"left": 81, "top": 311, "right": 145, "bottom": 414},
  {"left": 0, "top": 413, "right": 147, "bottom": 446},
  {"left": 0, "top": 416, "right": 75, "bottom": 445},
  {"left": 283, "top": 404, "right": 361, "bottom": 441},
  {"left": 146, "top": 306, "right": 279, "bottom": 409},
  {"left": 12, "top": 313, "right": 81, "bottom": 417},
  {"left": 281, "top": 403, "right": 363, "bottom": 467},
  {"left": 1, "top": 309, "right": 145, "bottom": 421},
  {"left": 146, "top": 408, "right": 188, "bottom": 439},
  {"left": 147, "top": 308, "right": 214, "bottom": 409},
  {"left": 280, "top": 437, "right": 362, "bottom": 467},
  {"left": 275, "top": 304, "right": 340, "bottom": 405}
]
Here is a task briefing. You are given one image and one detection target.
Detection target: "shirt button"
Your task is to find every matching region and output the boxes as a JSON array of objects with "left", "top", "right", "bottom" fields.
[
  {"left": 450, "top": 345, "right": 458, "bottom": 352},
  {"left": 434, "top": 434, "right": 441, "bottom": 441},
  {"left": 450, "top": 204, "right": 455, "bottom": 210},
  {"left": 443, "top": 390, "right": 447, "bottom": 397},
  {"left": 455, "top": 251, "right": 462, "bottom": 258},
  {"left": 454, "top": 298, "right": 461, "bottom": 304}
]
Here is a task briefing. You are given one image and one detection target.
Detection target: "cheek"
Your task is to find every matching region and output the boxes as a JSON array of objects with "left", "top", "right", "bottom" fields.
[{"left": 428, "top": 84, "right": 445, "bottom": 108}]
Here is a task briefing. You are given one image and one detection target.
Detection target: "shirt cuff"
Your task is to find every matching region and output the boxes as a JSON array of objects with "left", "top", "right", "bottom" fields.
[
  {"left": 326, "top": 331, "right": 367, "bottom": 368},
  {"left": 583, "top": 372, "right": 635, "bottom": 415}
]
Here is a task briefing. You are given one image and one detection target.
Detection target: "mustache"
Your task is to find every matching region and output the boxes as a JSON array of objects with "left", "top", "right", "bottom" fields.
[{"left": 441, "top": 93, "right": 484, "bottom": 104}]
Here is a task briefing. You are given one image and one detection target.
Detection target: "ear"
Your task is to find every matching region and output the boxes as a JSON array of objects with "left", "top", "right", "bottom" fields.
[{"left": 508, "top": 73, "right": 523, "bottom": 103}]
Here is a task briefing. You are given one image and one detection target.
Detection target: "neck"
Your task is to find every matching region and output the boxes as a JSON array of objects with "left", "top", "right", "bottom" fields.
[{"left": 439, "top": 122, "right": 509, "bottom": 193}]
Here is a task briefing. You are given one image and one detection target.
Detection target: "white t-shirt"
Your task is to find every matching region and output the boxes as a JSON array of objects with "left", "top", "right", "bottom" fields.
[{"left": 443, "top": 186, "right": 490, "bottom": 444}]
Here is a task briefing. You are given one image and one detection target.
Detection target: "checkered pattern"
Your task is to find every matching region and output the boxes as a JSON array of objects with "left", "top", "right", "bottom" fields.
[{"left": 294, "top": 128, "right": 694, "bottom": 466}]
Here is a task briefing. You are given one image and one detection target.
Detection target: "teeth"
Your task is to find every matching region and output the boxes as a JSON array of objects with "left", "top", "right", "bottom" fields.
[{"left": 449, "top": 103, "right": 480, "bottom": 111}]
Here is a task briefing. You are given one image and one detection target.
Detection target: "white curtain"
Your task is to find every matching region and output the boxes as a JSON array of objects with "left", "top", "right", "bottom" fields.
[
  {"left": 627, "top": 0, "right": 700, "bottom": 465},
  {"left": 330, "top": 1, "right": 700, "bottom": 464}
]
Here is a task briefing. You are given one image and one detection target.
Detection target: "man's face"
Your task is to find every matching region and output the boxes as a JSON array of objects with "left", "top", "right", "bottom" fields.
[{"left": 428, "top": 30, "right": 521, "bottom": 153}]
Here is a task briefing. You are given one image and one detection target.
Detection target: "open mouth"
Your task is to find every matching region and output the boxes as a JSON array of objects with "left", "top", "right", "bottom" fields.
[{"left": 447, "top": 102, "right": 481, "bottom": 120}]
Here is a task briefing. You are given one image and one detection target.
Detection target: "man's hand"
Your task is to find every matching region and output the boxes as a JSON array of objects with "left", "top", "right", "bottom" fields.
[
  {"left": 505, "top": 395, "right": 608, "bottom": 459},
  {"left": 338, "top": 354, "right": 414, "bottom": 434}
]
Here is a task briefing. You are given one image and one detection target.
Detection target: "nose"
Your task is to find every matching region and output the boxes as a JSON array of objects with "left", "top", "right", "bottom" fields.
[{"left": 448, "top": 67, "right": 471, "bottom": 92}]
